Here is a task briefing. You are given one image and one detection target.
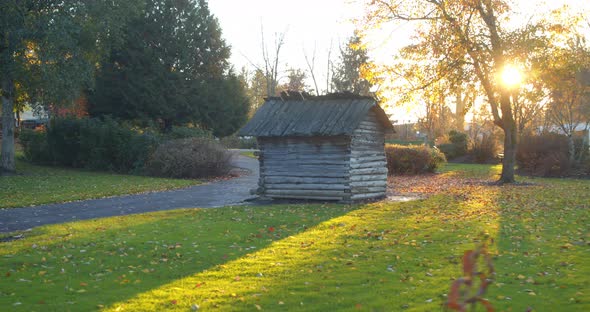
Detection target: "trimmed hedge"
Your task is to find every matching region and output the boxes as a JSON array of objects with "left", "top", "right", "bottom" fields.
[
  {"left": 19, "top": 129, "right": 50, "bottom": 163},
  {"left": 385, "top": 144, "right": 446, "bottom": 175},
  {"left": 20, "top": 117, "right": 160, "bottom": 174},
  {"left": 20, "top": 118, "right": 235, "bottom": 179},
  {"left": 145, "top": 138, "right": 232, "bottom": 178}
]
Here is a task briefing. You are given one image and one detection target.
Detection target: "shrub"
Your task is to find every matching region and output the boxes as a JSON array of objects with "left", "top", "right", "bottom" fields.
[
  {"left": 516, "top": 133, "right": 570, "bottom": 177},
  {"left": 437, "top": 143, "right": 460, "bottom": 160},
  {"left": 46, "top": 117, "right": 84, "bottom": 167},
  {"left": 165, "top": 126, "right": 212, "bottom": 140},
  {"left": 428, "top": 146, "right": 447, "bottom": 172},
  {"left": 76, "top": 117, "right": 160, "bottom": 172},
  {"left": 26, "top": 117, "right": 160, "bottom": 173},
  {"left": 118, "top": 132, "right": 161, "bottom": 174},
  {"left": 385, "top": 144, "right": 446, "bottom": 175},
  {"left": 438, "top": 130, "right": 468, "bottom": 160},
  {"left": 220, "top": 135, "right": 258, "bottom": 149},
  {"left": 449, "top": 130, "right": 468, "bottom": 153},
  {"left": 573, "top": 136, "right": 589, "bottom": 163},
  {"left": 19, "top": 128, "right": 50, "bottom": 163},
  {"left": 470, "top": 134, "right": 498, "bottom": 164},
  {"left": 146, "top": 138, "right": 232, "bottom": 179}
]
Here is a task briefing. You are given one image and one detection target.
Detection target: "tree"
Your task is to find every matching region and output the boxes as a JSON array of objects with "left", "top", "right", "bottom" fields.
[
  {"left": 240, "top": 68, "right": 268, "bottom": 116},
  {"left": 416, "top": 82, "right": 454, "bottom": 142},
  {"left": 199, "top": 71, "right": 250, "bottom": 137},
  {"left": 331, "top": 34, "right": 372, "bottom": 96},
  {"left": 259, "top": 26, "right": 286, "bottom": 97},
  {"left": 89, "top": 0, "right": 247, "bottom": 135},
  {"left": 1, "top": 0, "right": 138, "bottom": 174},
  {"left": 541, "top": 35, "right": 590, "bottom": 163},
  {"left": 303, "top": 44, "right": 321, "bottom": 95},
  {"left": 277, "top": 68, "right": 308, "bottom": 94},
  {"left": 90, "top": 0, "right": 199, "bottom": 129},
  {"left": 361, "top": 0, "right": 564, "bottom": 183},
  {"left": 512, "top": 84, "right": 549, "bottom": 137}
]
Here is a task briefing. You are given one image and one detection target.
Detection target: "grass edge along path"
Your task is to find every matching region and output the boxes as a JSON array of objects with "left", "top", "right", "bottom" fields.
[{"left": 0, "top": 159, "right": 201, "bottom": 209}]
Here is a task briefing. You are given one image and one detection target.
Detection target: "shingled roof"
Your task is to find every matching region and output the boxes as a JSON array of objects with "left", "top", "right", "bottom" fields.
[{"left": 238, "top": 93, "right": 394, "bottom": 137}]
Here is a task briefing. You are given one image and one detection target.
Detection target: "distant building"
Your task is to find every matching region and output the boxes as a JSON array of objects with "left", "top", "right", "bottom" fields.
[{"left": 539, "top": 123, "right": 590, "bottom": 145}]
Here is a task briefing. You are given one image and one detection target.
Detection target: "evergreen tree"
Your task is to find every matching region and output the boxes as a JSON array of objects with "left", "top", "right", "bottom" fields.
[
  {"left": 277, "top": 68, "right": 308, "bottom": 94},
  {"left": 89, "top": 0, "right": 247, "bottom": 135},
  {"left": 200, "top": 71, "right": 250, "bottom": 137},
  {"left": 331, "top": 34, "right": 372, "bottom": 96}
]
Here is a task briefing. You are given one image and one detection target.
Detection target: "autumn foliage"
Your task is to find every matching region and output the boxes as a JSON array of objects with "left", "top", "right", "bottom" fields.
[
  {"left": 385, "top": 144, "right": 446, "bottom": 175},
  {"left": 446, "top": 238, "right": 495, "bottom": 312},
  {"left": 146, "top": 138, "right": 232, "bottom": 179}
]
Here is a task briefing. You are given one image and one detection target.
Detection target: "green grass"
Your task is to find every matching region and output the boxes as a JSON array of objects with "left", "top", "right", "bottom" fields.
[
  {"left": 239, "top": 151, "right": 257, "bottom": 158},
  {"left": 0, "top": 157, "right": 201, "bottom": 208},
  {"left": 440, "top": 162, "right": 503, "bottom": 178},
  {"left": 385, "top": 139, "right": 428, "bottom": 146},
  {"left": 1, "top": 164, "right": 588, "bottom": 311}
]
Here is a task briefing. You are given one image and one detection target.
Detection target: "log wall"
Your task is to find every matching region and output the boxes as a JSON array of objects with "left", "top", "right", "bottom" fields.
[
  {"left": 257, "top": 109, "right": 388, "bottom": 203},
  {"left": 257, "top": 136, "right": 352, "bottom": 201},
  {"left": 349, "top": 109, "right": 387, "bottom": 201}
]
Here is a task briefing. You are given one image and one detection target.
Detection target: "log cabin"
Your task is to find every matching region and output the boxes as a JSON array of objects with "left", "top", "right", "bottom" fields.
[{"left": 239, "top": 92, "right": 394, "bottom": 203}]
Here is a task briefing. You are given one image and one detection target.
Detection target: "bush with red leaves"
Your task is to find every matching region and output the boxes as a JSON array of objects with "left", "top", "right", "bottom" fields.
[{"left": 516, "top": 134, "right": 571, "bottom": 177}]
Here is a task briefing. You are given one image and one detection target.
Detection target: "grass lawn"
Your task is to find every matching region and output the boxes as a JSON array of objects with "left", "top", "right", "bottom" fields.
[
  {"left": 1, "top": 164, "right": 588, "bottom": 311},
  {"left": 239, "top": 151, "right": 257, "bottom": 159},
  {"left": 0, "top": 156, "right": 201, "bottom": 209}
]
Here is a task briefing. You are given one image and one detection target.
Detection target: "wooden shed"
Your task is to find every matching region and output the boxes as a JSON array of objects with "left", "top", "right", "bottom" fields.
[{"left": 239, "top": 92, "right": 394, "bottom": 203}]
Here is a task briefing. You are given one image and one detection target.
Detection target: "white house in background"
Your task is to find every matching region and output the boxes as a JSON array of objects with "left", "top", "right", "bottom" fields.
[
  {"left": 18, "top": 106, "right": 48, "bottom": 129},
  {"left": 539, "top": 123, "right": 590, "bottom": 145}
]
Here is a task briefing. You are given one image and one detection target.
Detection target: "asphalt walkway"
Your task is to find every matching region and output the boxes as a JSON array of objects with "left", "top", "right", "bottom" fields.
[{"left": 0, "top": 153, "right": 259, "bottom": 233}]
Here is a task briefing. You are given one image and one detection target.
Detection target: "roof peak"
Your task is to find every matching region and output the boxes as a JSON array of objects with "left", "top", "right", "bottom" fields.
[{"left": 265, "top": 91, "right": 375, "bottom": 102}]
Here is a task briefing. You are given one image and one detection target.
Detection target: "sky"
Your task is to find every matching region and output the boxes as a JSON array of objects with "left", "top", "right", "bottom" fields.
[
  {"left": 209, "top": 0, "right": 590, "bottom": 120},
  {"left": 208, "top": 0, "right": 361, "bottom": 91}
]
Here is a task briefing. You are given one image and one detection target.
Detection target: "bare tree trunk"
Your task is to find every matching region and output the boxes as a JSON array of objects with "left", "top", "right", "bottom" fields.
[
  {"left": 1, "top": 76, "right": 16, "bottom": 174},
  {"left": 499, "top": 93, "right": 517, "bottom": 184},
  {"left": 304, "top": 45, "right": 320, "bottom": 96},
  {"left": 567, "top": 135, "right": 575, "bottom": 164},
  {"left": 500, "top": 125, "right": 517, "bottom": 183},
  {"left": 326, "top": 40, "right": 333, "bottom": 94},
  {"left": 260, "top": 25, "right": 285, "bottom": 97},
  {"left": 455, "top": 90, "right": 465, "bottom": 131}
]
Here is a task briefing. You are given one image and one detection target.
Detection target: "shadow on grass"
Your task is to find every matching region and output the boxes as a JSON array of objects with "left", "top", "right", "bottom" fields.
[
  {"left": 0, "top": 204, "right": 356, "bottom": 311},
  {"left": 3, "top": 171, "right": 588, "bottom": 311},
  {"left": 487, "top": 182, "right": 590, "bottom": 311},
  {"left": 103, "top": 191, "right": 504, "bottom": 311},
  {"left": 103, "top": 176, "right": 589, "bottom": 311}
]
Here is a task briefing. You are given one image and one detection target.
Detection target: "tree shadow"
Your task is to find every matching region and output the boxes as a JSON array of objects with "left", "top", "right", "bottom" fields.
[
  {"left": 0, "top": 204, "right": 356, "bottom": 311},
  {"left": 102, "top": 176, "right": 590, "bottom": 311}
]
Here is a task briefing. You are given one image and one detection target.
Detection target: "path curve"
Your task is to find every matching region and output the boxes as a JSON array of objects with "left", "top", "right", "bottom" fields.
[{"left": 0, "top": 154, "right": 259, "bottom": 234}]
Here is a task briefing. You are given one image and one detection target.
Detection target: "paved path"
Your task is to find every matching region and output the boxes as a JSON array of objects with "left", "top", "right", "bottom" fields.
[{"left": 0, "top": 154, "right": 259, "bottom": 234}]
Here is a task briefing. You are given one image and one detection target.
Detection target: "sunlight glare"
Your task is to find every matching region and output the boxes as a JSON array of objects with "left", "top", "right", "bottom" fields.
[{"left": 501, "top": 65, "right": 523, "bottom": 89}]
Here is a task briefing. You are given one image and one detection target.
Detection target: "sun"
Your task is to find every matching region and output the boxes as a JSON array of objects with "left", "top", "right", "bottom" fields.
[{"left": 500, "top": 64, "right": 523, "bottom": 88}]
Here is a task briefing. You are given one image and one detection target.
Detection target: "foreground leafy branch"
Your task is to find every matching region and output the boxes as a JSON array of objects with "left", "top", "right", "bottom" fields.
[{"left": 446, "top": 237, "right": 495, "bottom": 312}]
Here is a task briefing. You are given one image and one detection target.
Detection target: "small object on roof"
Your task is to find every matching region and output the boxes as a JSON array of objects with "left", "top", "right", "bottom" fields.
[{"left": 279, "top": 90, "right": 310, "bottom": 101}]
